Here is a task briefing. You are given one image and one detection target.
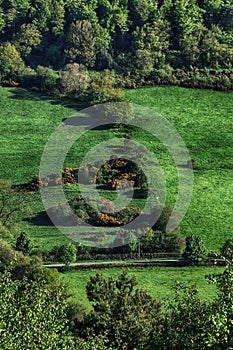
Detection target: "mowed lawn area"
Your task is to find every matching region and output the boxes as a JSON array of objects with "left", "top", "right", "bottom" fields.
[
  {"left": 0, "top": 85, "right": 233, "bottom": 251},
  {"left": 60, "top": 266, "right": 225, "bottom": 309}
]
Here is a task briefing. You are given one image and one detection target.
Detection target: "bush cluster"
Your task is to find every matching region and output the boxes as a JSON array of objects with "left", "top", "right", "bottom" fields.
[
  {"left": 122, "top": 66, "right": 233, "bottom": 91},
  {"left": 96, "top": 157, "right": 147, "bottom": 190}
]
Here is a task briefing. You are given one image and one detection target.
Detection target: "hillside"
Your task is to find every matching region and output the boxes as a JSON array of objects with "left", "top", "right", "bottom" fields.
[{"left": 0, "top": 85, "right": 232, "bottom": 251}]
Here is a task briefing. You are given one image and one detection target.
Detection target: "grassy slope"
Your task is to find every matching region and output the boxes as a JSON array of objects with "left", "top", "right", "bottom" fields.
[
  {"left": 0, "top": 87, "right": 78, "bottom": 248},
  {"left": 126, "top": 86, "right": 233, "bottom": 251},
  {"left": 0, "top": 85, "right": 233, "bottom": 251},
  {"left": 60, "top": 266, "right": 225, "bottom": 309}
]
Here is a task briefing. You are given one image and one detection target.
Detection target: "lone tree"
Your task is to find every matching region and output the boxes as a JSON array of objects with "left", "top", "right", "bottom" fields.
[
  {"left": 16, "top": 232, "right": 32, "bottom": 255},
  {"left": 0, "top": 180, "right": 31, "bottom": 229},
  {"left": 221, "top": 237, "right": 233, "bottom": 263},
  {"left": 183, "top": 235, "right": 207, "bottom": 264},
  {"left": 58, "top": 243, "right": 77, "bottom": 265}
]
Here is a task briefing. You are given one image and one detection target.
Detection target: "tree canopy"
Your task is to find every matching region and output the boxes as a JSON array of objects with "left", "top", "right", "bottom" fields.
[{"left": 0, "top": 0, "right": 232, "bottom": 74}]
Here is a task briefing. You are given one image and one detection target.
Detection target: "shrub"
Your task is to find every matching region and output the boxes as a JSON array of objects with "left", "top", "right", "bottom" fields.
[
  {"left": 220, "top": 237, "right": 233, "bottom": 263},
  {"left": 66, "top": 301, "right": 87, "bottom": 334},
  {"left": 164, "top": 232, "right": 186, "bottom": 254},
  {"left": 217, "top": 74, "right": 231, "bottom": 90},
  {"left": 153, "top": 206, "right": 180, "bottom": 234},
  {"left": 34, "top": 66, "right": 59, "bottom": 92},
  {"left": 0, "top": 238, "right": 22, "bottom": 265},
  {"left": 83, "top": 271, "right": 162, "bottom": 350},
  {"left": 87, "top": 70, "right": 126, "bottom": 103},
  {"left": 134, "top": 49, "right": 155, "bottom": 75},
  {"left": 182, "top": 235, "right": 207, "bottom": 264},
  {"left": 14, "top": 23, "right": 42, "bottom": 58},
  {"left": 15, "top": 232, "right": 32, "bottom": 255},
  {"left": 59, "top": 63, "right": 89, "bottom": 98},
  {"left": 95, "top": 48, "right": 115, "bottom": 70}
]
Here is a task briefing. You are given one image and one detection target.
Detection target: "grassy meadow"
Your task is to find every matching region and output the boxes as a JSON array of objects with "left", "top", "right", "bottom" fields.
[
  {"left": 60, "top": 266, "right": 225, "bottom": 309},
  {"left": 125, "top": 86, "right": 233, "bottom": 251},
  {"left": 0, "top": 85, "right": 232, "bottom": 251}
]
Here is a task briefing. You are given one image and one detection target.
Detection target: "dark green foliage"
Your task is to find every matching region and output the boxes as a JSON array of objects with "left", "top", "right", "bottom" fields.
[
  {"left": 65, "top": 20, "right": 96, "bottom": 68},
  {"left": 82, "top": 270, "right": 162, "bottom": 349},
  {"left": 151, "top": 283, "right": 211, "bottom": 350},
  {"left": 57, "top": 242, "right": 77, "bottom": 265},
  {"left": 9, "top": 255, "right": 43, "bottom": 281},
  {"left": 0, "top": 238, "right": 21, "bottom": 265},
  {"left": 34, "top": 65, "right": 59, "bottom": 92},
  {"left": 0, "top": 180, "right": 31, "bottom": 230},
  {"left": 75, "top": 334, "right": 113, "bottom": 350},
  {"left": 15, "top": 231, "right": 32, "bottom": 254},
  {"left": 66, "top": 301, "right": 87, "bottom": 334},
  {"left": 95, "top": 48, "right": 115, "bottom": 70},
  {"left": 132, "top": 19, "right": 170, "bottom": 69},
  {"left": 153, "top": 206, "right": 179, "bottom": 233},
  {"left": 220, "top": 237, "right": 233, "bottom": 263},
  {"left": 14, "top": 23, "right": 42, "bottom": 58},
  {"left": 183, "top": 235, "right": 207, "bottom": 263},
  {"left": 75, "top": 267, "right": 233, "bottom": 349},
  {"left": 1, "top": 0, "right": 233, "bottom": 90}
]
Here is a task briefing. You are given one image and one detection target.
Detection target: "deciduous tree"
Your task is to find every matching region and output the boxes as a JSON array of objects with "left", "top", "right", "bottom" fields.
[{"left": 83, "top": 271, "right": 162, "bottom": 349}]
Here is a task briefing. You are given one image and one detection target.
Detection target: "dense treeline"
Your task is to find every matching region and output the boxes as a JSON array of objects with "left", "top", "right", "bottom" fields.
[{"left": 0, "top": 0, "right": 233, "bottom": 94}]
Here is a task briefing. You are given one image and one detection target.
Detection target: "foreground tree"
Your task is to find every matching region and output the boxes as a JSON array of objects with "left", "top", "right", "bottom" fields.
[
  {"left": 151, "top": 283, "right": 211, "bottom": 350},
  {"left": 0, "top": 271, "right": 75, "bottom": 349},
  {"left": 207, "top": 267, "right": 233, "bottom": 349},
  {"left": 82, "top": 270, "right": 162, "bottom": 349}
]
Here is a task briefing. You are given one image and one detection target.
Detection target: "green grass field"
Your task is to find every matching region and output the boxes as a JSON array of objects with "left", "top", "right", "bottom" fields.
[
  {"left": 60, "top": 266, "right": 225, "bottom": 309},
  {"left": 0, "top": 85, "right": 233, "bottom": 251},
  {"left": 126, "top": 86, "right": 233, "bottom": 251}
]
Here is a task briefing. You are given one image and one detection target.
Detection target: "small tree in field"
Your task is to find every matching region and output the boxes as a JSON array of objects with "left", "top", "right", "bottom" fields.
[
  {"left": 58, "top": 242, "right": 77, "bottom": 265},
  {"left": 0, "top": 180, "right": 31, "bottom": 230},
  {"left": 221, "top": 237, "right": 233, "bottom": 263},
  {"left": 16, "top": 232, "right": 32, "bottom": 255},
  {"left": 183, "top": 235, "right": 207, "bottom": 264}
]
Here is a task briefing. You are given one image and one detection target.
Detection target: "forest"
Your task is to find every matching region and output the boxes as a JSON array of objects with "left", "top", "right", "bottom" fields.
[{"left": 0, "top": 0, "right": 233, "bottom": 96}]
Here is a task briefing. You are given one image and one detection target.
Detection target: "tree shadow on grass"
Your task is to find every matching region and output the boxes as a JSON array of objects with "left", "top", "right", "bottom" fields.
[
  {"left": 24, "top": 211, "right": 54, "bottom": 226},
  {"left": 8, "top": 87, "right": 88, "bottom": 111},
  {"left": 24, "top": 210, "right": 77, "bottom": 227}
]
